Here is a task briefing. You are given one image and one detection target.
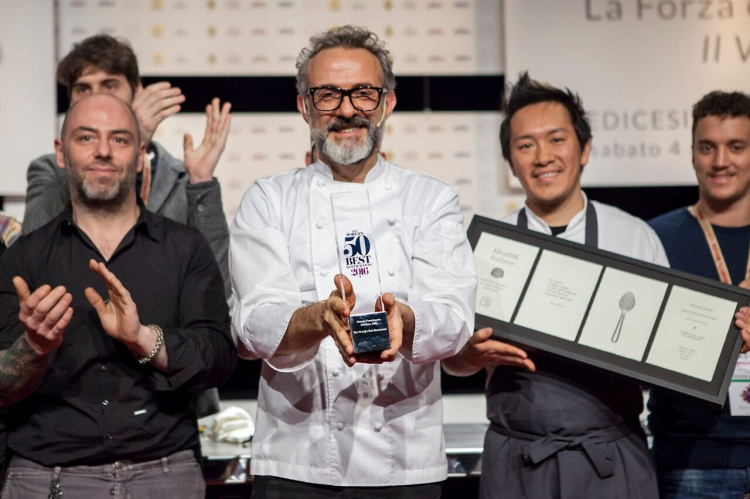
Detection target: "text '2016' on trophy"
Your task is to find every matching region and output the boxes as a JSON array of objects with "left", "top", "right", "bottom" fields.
[{"left": 331, "top": 190, "right": 391, "bottom": 354}]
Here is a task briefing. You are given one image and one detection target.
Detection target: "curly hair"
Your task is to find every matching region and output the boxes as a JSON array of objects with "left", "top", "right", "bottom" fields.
[
  {"left": 57, "top": 35, "right": 139, "bottom": 100},
  {"left": 692, "top": 91, "right": 750, "bottom": 143},
  {"left": 295, "top": 25, "right": 396, "bottom": 95}
]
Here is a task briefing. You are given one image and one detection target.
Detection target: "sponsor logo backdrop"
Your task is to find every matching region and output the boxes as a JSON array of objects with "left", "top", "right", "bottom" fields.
[{"left": 504, "top": 0, "right": 750, "bottom": 186}]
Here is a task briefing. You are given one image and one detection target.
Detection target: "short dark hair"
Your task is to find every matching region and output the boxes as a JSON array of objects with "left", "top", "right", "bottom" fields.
[
  {"left": 56, "top": 35, "right": 140, "bottom": 100},
  {"left": 692, "top": 91, "right": 750, "bottom": 143},
  {"left": 499, "top": 72, "right": 592, "bottom": 162}
]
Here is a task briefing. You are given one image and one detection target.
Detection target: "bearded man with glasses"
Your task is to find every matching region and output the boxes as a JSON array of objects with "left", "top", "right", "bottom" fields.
[{"left": 229, "top": 26, "right": 477, "bottom": 498}]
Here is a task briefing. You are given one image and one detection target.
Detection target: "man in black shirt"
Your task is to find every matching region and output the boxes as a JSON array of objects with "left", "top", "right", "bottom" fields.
[{"left": 0, "top": 94, "right": 235, "bottom": 498}]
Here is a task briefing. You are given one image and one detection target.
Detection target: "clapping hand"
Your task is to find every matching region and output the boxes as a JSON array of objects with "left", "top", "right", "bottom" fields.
[
  {"left": 85, "top": 260, "right": 151, "bottom": 355},
  {"left": 132, "top": 82, "right": 185, "bottom": 145},
  {"left": 183, "top": 98, "right": 232, "bottom": 184},
  {"left": 13, "top": 278, "right": 73, "bottom": 356}
]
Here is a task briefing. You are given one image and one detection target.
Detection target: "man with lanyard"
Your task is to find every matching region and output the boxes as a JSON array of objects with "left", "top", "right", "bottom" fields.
[
  {"left": 230, "top": 26, "right": 476, "bottom": 497},
  {"left": 648, "top": 90, "right": 750, "bottom": 498},
  {"left": 443, "top": 73, "right": 670, "bottom": 498}
]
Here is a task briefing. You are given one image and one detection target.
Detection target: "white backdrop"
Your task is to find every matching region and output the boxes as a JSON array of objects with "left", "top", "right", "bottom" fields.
[
  {"left": 152, "top": 112, "right": 505, "bottom": 225},
  {"left": 52, "top": 0, "right": 508, "bottom": 226},
  {"left": 504, "top": 0, "right": 750, "bottom": 186},
  {"left": 58, "top": 0, "right": 503, "bottom": 75},
  {"left": 0, "top": 2, "right": 56, "bottom": 196}
]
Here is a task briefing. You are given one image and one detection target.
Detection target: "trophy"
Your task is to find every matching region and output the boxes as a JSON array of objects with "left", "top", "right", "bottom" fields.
[{"left": 330, "top": 190, "right": 391, "bottom": 354}]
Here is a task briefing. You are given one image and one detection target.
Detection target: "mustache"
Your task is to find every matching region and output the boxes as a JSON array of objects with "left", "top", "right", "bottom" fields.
[
  {"left": 325, "top": 116, "right": 371, "bottom": 133},
  {"left": 87, "top": 159, "right": 118, "bottom": 169}
]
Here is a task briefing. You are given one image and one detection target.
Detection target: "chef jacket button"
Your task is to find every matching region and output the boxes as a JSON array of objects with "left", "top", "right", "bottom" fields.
[
  {"left": 316, "top": 220, "right": 326, "bottom": 229},
  {"left": 385, "top": 183, "right": 392, "bottom": 191},
  {"left": 374, "top": 423, "right": 383, "bottom": 432},
  {"left": 388, "top": 216, "right": 396, "bottom": 225},
  {"left": 337, "top": 422, "right": 345, "bottom": 431},
  {"left": 332, "top": 369, "right": 341, "bottom": 377},
  {"left": 319, "top": 269, "right": 328, "bottom": 277},
  {"left": 317, "top": 180, "right": 324, "bottom": 187},
  {"left": 376, "top": 373, "right": 385, "bottom": 381},
  {"left": 388, "top": 268, "right": 396, "bottom": 277}
]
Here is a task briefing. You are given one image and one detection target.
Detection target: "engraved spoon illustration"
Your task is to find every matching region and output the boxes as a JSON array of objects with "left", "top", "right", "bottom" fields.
[{"left": 611, "top": 292, "right": 636, "bottom": 343}]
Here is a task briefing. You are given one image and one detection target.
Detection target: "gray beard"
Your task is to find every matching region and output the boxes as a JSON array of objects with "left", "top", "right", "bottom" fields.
[
  {"left": 67, "top": 158, "right": 137, "bottom": 213},
  {"left": 311, "top": 117, "right": 384, "bottom": 166}
]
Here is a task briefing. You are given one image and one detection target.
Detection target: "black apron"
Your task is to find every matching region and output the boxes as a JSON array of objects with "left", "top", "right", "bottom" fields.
[{"left": 479, "top": 204, "right": 658, "bottom": 499}]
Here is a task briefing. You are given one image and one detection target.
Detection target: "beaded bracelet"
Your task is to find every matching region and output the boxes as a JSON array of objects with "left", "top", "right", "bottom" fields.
[{"left": 137, "top": 325, "right": 164, "bottom": 365}]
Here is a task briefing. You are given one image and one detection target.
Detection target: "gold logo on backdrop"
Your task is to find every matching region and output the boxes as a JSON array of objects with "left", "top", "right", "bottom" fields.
[
  {"left": 207, "top": 0, "right": 216, "bottom": 9},
  {"left": 208, "top": 25, "right": 217, "bottom": 37},
  {"left": 386, "top": 124, "right": 394, "bottom": 136},
  {"left": 151, "top": 25, "right": 164, "bottom": 38},
  {"left": 328, "top": 0, "right": 340, "bottom": 11},
  {"left": 150, "top": 0, "right": 163, "bottom": 10},
  {"left": 384, "top": 25, "right": 393, "bottom": 37},
  {"left": 384, "top": 0, "right": 393, "bottom": 11},
  {"left": 152, "top": 52, "right": 164, "bottom": 66},
  {"left": 208, "top": 53, "right": 218, "bottom": 65}
]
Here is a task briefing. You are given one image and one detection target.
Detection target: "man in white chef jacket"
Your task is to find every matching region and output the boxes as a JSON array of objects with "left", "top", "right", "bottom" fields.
[{"left": 229, "top": 25, "right": 477, "bottom": 498}]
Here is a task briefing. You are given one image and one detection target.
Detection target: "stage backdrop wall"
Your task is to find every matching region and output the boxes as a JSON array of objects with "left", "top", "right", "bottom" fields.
[
  {"left": 56, "top": 0, "right": 507, "bottom": 226},
  {"left": 0, "top": 2, "right": 56, "bottom": 196},
  {"left": 504, "top": 0, "right": 750, "bottom": 186}
]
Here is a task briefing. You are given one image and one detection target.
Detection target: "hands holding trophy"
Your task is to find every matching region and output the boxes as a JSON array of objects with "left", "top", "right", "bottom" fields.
[{"left": 327, "top": 191, "right": 403, "bottom": 366}]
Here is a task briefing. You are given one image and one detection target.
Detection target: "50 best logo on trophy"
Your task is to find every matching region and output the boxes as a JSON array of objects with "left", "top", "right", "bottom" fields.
[{"left": 331, "top": 191, "right": 391, "bottom": 354}]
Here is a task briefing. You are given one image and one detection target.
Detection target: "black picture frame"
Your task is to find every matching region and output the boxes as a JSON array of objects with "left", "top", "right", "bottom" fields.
[{"left": 468, "top": 215, "right": 750, "bottom": 406}]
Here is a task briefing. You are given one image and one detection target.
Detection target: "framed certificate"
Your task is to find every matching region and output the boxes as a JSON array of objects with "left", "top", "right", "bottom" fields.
[{"left": 469, "top": 215, "right": 750, "bottom": 405}]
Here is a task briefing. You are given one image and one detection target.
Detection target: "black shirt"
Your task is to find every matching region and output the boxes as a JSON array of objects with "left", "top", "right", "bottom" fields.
[{"left": 0, "top": 202, "right": 236, "bottom": 467}]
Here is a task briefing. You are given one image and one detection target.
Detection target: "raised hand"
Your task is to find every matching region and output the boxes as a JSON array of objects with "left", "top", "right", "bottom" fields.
[
  {"left": 13, "top": 277, "right": 73, "bottom": 356},
  {"left": 85, "top": 260, "right": 144, "bottom": 347},
  {"left": 132, "top": 82, "right": 185, "bottom": 145},
  {"left": 322, "top": 274, "right": 357, "bottom": 366},
  {"left": 183, "top": 98, "right": 232, "bottom": 184}
]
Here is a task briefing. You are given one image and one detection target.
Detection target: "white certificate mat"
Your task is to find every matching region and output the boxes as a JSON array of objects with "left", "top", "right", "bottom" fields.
[
  {"left": 647, "top": 286, "right": 738, "bottom": 381},
  {"left": 514, "top": 250, "right": 603, "bottom": 341},
  {"left": 579, "top": 268, "right": 668, "bottom": 361},
  {"left": 474, "top": 232, "right": 540, "bottom": 322}
]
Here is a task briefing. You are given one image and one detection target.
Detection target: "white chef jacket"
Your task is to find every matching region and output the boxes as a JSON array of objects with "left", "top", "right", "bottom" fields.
[
  {"left": 503, "top": 193, "right": 669, "bottom": 266},
  {"left": 229, "top": 157, "right": 477, "bottom": 486}
]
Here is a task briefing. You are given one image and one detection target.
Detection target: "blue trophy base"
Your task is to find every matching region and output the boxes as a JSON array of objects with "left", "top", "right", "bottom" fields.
[{"left": 350, "top": 311, "right": 391, "bottom": 354}]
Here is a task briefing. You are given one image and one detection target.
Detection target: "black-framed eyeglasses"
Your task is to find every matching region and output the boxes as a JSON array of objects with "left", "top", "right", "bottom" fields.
[{"left": 308, "top": 85, "right": 386, "bottom": 112}]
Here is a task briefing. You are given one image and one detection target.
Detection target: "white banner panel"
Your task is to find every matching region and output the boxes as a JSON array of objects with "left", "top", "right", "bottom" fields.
[
  {"left": 58, "top": 0, "right": 502, "bottom": 75},
  {"left": 504, "top": 0, "right": 750, "bottom": 186},
  {"left": 152, "top": 111, "right": 502, "bottom": 225},
  {"left": 0, "top": 2, "right": 56, "bottom": 195}
]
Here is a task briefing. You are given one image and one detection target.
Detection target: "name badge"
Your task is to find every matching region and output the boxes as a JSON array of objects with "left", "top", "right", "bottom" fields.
[{"left": 729, "top": 353, "right": 750, "bottom": 417}]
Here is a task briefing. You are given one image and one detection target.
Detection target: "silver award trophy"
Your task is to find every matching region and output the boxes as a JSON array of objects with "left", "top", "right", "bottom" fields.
[{"left": 330, "top": 190, "right": 391, "bottom": 354}]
